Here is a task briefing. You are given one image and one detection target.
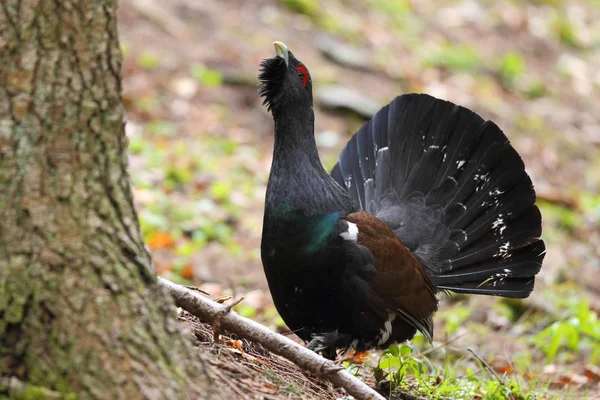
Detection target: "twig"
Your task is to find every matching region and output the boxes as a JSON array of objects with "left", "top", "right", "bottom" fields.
[
  {"left": 130, "top": 0, "right": 190, "bottom": 39},
  {"left": 184, "top": 285, "right": 209, "bottom": 295},
  {"left": 212, "top": 297, "right": 244, "bottom": 343},
  {"left": 413, "top": 332, "right": 469, "bottom": 358},
  {"left": 467, "top": 348, "right": 505, "bottom": 385},
  {"left": 158, "top": 277, "right": 385, "bottom": 400},
  {"left": 535, "top": 185, "right": 579, "bottom": 210}
]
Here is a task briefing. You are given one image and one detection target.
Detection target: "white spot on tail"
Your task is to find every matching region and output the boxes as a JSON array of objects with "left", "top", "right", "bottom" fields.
[
  {"left": 456, "top": 160, "right": 466, "bottom": 169},
  {"left": 492, "top": 214, "right": 507, "bottom": 235},
  {"left": 492, "top": 217, "right": 503, "bottom": 229},
  {"left": 494, "top": 241, "right": 512, "bottom": 260},
  {"left": 376, "top": 146, "right": 389, "bottom": 168},
  {"left": 491, "top": 268, "right": 512, "bottom": 287},
  {"left": 340, "top": 222, "right": 358, "bottom": 241},
  {"left": 344, "top": 174, "right": 353, "bottom": 189}
]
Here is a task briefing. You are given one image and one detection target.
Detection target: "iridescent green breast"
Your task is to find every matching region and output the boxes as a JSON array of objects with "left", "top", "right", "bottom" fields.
[{"left": 267, "top": 203, "right": 340, "bottom": 254}]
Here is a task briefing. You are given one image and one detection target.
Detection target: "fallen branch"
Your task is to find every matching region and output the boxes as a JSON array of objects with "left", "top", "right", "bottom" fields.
[
  {"left": 535, "top": 184, "right": 579, "bottom": 210},
  {"left": 158, "top": 277, "right": 385, "bottom": 400}
]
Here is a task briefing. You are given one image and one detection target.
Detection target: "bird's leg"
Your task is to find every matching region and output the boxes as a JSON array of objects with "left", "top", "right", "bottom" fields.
[
  {"left": 321, "top": 347, "right": 338, "bottom": 361},
  {"left": 306, "top": 330, "right": 352, "bottom": 360}
]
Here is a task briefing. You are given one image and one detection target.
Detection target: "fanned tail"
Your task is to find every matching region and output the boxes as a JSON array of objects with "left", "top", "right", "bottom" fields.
[{"left": 331, "top": 94, "right": 545, "bottom": 298}]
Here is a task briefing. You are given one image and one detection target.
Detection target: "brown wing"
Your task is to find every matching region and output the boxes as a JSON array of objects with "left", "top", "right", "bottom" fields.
[{"left": 345, "top": 211, "right": 438, "bottom": 339}]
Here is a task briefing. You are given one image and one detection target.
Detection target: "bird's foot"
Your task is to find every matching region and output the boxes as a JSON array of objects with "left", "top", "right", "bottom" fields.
[{"left": 306, "top": 331, "right": 352, "bottom": 360}]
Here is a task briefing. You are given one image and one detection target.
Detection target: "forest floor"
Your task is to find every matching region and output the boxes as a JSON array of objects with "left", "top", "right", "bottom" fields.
[{"left": 118, "top": 0, "right": 600, "bottom": 398}]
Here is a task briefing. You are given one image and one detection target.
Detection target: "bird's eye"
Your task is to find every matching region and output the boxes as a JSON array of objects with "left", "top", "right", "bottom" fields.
[{"left": 296, "top": 65, "right": 309, "bottom": 87}]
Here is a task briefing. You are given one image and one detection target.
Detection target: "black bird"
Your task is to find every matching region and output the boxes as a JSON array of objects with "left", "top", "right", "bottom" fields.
[{"left": 259, "top": 41, "right": 545, "bottom": 359}]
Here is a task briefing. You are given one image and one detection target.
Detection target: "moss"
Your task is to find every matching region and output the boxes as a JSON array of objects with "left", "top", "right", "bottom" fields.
[{"left": 2, "top": 381, "right": 77, "bottom": 400}]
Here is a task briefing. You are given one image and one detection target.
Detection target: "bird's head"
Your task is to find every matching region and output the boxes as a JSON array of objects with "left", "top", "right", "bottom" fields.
[{"left": 259, "top": 41, "right": 313, "bottom": 115}]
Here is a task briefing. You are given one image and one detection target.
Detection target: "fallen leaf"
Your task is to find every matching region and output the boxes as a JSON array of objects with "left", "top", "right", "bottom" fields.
[
  {"left": 492, "top": 361, "right": 513, "bottom": 375},
  {"left": 181, "top": 263, "right": 193, "bottom": 279},
  {"left": 214, "top": 295, "right": 232, "bottom": 304},
  {"left": 584, "top": 365, "right": 600, "bottom": 382},
  {"left": 231, "top": 339, "right": 243, "bottom": 351},
  {"left": 350, "top": 351, "right": 369, "bottom": 364},
  {"left": 148, "top": 232, "right": 175, "bottom": 249}
]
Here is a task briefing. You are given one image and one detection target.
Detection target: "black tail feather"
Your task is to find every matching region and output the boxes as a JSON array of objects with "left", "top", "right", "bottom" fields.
[{"left": 331, "top": 94, "right": 545, "bottom": 298}]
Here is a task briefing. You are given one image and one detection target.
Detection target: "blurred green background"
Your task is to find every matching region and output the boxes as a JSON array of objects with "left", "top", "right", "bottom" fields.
[{"left": 118, "top": 0, "right": 600, "bottom": 398}]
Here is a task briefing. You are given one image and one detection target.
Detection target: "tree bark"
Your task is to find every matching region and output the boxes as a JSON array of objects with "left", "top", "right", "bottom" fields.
[{"left": 0, "top": 1, "right": 212, "bottom": 398}]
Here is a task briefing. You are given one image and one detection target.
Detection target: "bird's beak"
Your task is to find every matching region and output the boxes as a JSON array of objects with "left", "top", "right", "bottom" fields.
[{"left": 273, "top": 41, "right": 289, "bottom": 67}]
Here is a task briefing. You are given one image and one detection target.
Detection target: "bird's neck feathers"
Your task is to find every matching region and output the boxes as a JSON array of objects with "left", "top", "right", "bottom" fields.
[
  {"left": 267, "top": 105, "right": 354, "bottom": 215},
  {"left": 272, "top": 105, "right": 321, "bottom": 168}
]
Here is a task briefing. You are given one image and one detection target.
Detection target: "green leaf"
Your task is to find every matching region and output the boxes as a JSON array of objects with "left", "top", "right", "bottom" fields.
[
  {"left": 129, "top": 137, "right": 145, "bottom": 154},
  {"left": 386, "top": 344, "right": 401, "bottom": 357},
  {"left": 497, "top": 51, "right": 526, "bottom": 89},
  {"left": 138, "top": 52, "right": 161, "bottom": 70},
  {"left": 145, "top": 120, "right": 177, "bottom": 137},
  {"left": 379, "top": 356, "right": 400, "bottom": 370},
  {"left": 399, "top": 344, "right": 412, "bottom": 358},
  {"left": 209, "top": 181, "right": 233, "bottom": 202},
  {"left": 423, "top": 43, "right": 481, "bottom": 73},
  {"left": 280, "top": 0, "right": 318, "bottom": 16},
  {"left": 234, "top": 304, "right": 257, "bottom": 318},
  {"left": 191, "top": 64, "right": 223, "bottom": 88},
  {"left": 373, "top": 367, "right": 386, "bottom": 383}
]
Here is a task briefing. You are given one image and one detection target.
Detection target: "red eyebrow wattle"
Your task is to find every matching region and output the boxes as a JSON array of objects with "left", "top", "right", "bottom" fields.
[{"left": 296, "top": 65, "right": 308, "bottom": 87}]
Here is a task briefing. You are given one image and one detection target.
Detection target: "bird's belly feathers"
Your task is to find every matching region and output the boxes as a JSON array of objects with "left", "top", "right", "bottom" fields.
[{"left": 261, "top": 237, "right": 406, "bottom": 350}]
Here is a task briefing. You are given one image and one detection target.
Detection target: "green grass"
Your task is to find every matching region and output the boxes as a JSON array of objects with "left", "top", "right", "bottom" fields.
[
  {"left": 497, "top": 52, "right": 526, "bottom": 89},
  {"left": 191, "top": 64, "right": 224, "bottom": 88},
  {"left": 535, "top": 296, "right": 600, "bottom": 363},
  {"left": 137, "top": 51, "right": 161, "bottom": 70},
  {"left": 422, "top": 43, "right": 481, "bottom": 73},
  {"left": 374, "top": 343, "right": 552, "bottom": 399},
  {"left": 280, "top": 0, "right": 318, "bottom": 16}
]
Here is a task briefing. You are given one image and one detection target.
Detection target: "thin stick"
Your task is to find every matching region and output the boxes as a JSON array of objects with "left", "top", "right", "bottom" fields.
[
  {"left": 467, "top": 348, "right": 505, "bottom": 385},
  {"left": 158, "top": 277, "right": 385, "bottom": 400}
]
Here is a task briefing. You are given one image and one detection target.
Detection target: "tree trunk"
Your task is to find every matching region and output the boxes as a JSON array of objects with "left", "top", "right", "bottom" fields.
[{"left": 0, "top": 1, "right": 212, "bottom": 398}]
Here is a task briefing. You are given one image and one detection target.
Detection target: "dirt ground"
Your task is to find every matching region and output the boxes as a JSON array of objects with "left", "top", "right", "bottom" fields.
[{"left": 118, "top": 0, "right": 600, "bottom": 398}]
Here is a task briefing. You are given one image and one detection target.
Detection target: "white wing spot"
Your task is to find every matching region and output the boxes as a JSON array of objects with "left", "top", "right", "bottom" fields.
[
  {"left": 340, "top": 222, "right": 358, "bottom": 242},
  {"left": 377, "top": 312, "right": 396, "bottom": 345}
]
